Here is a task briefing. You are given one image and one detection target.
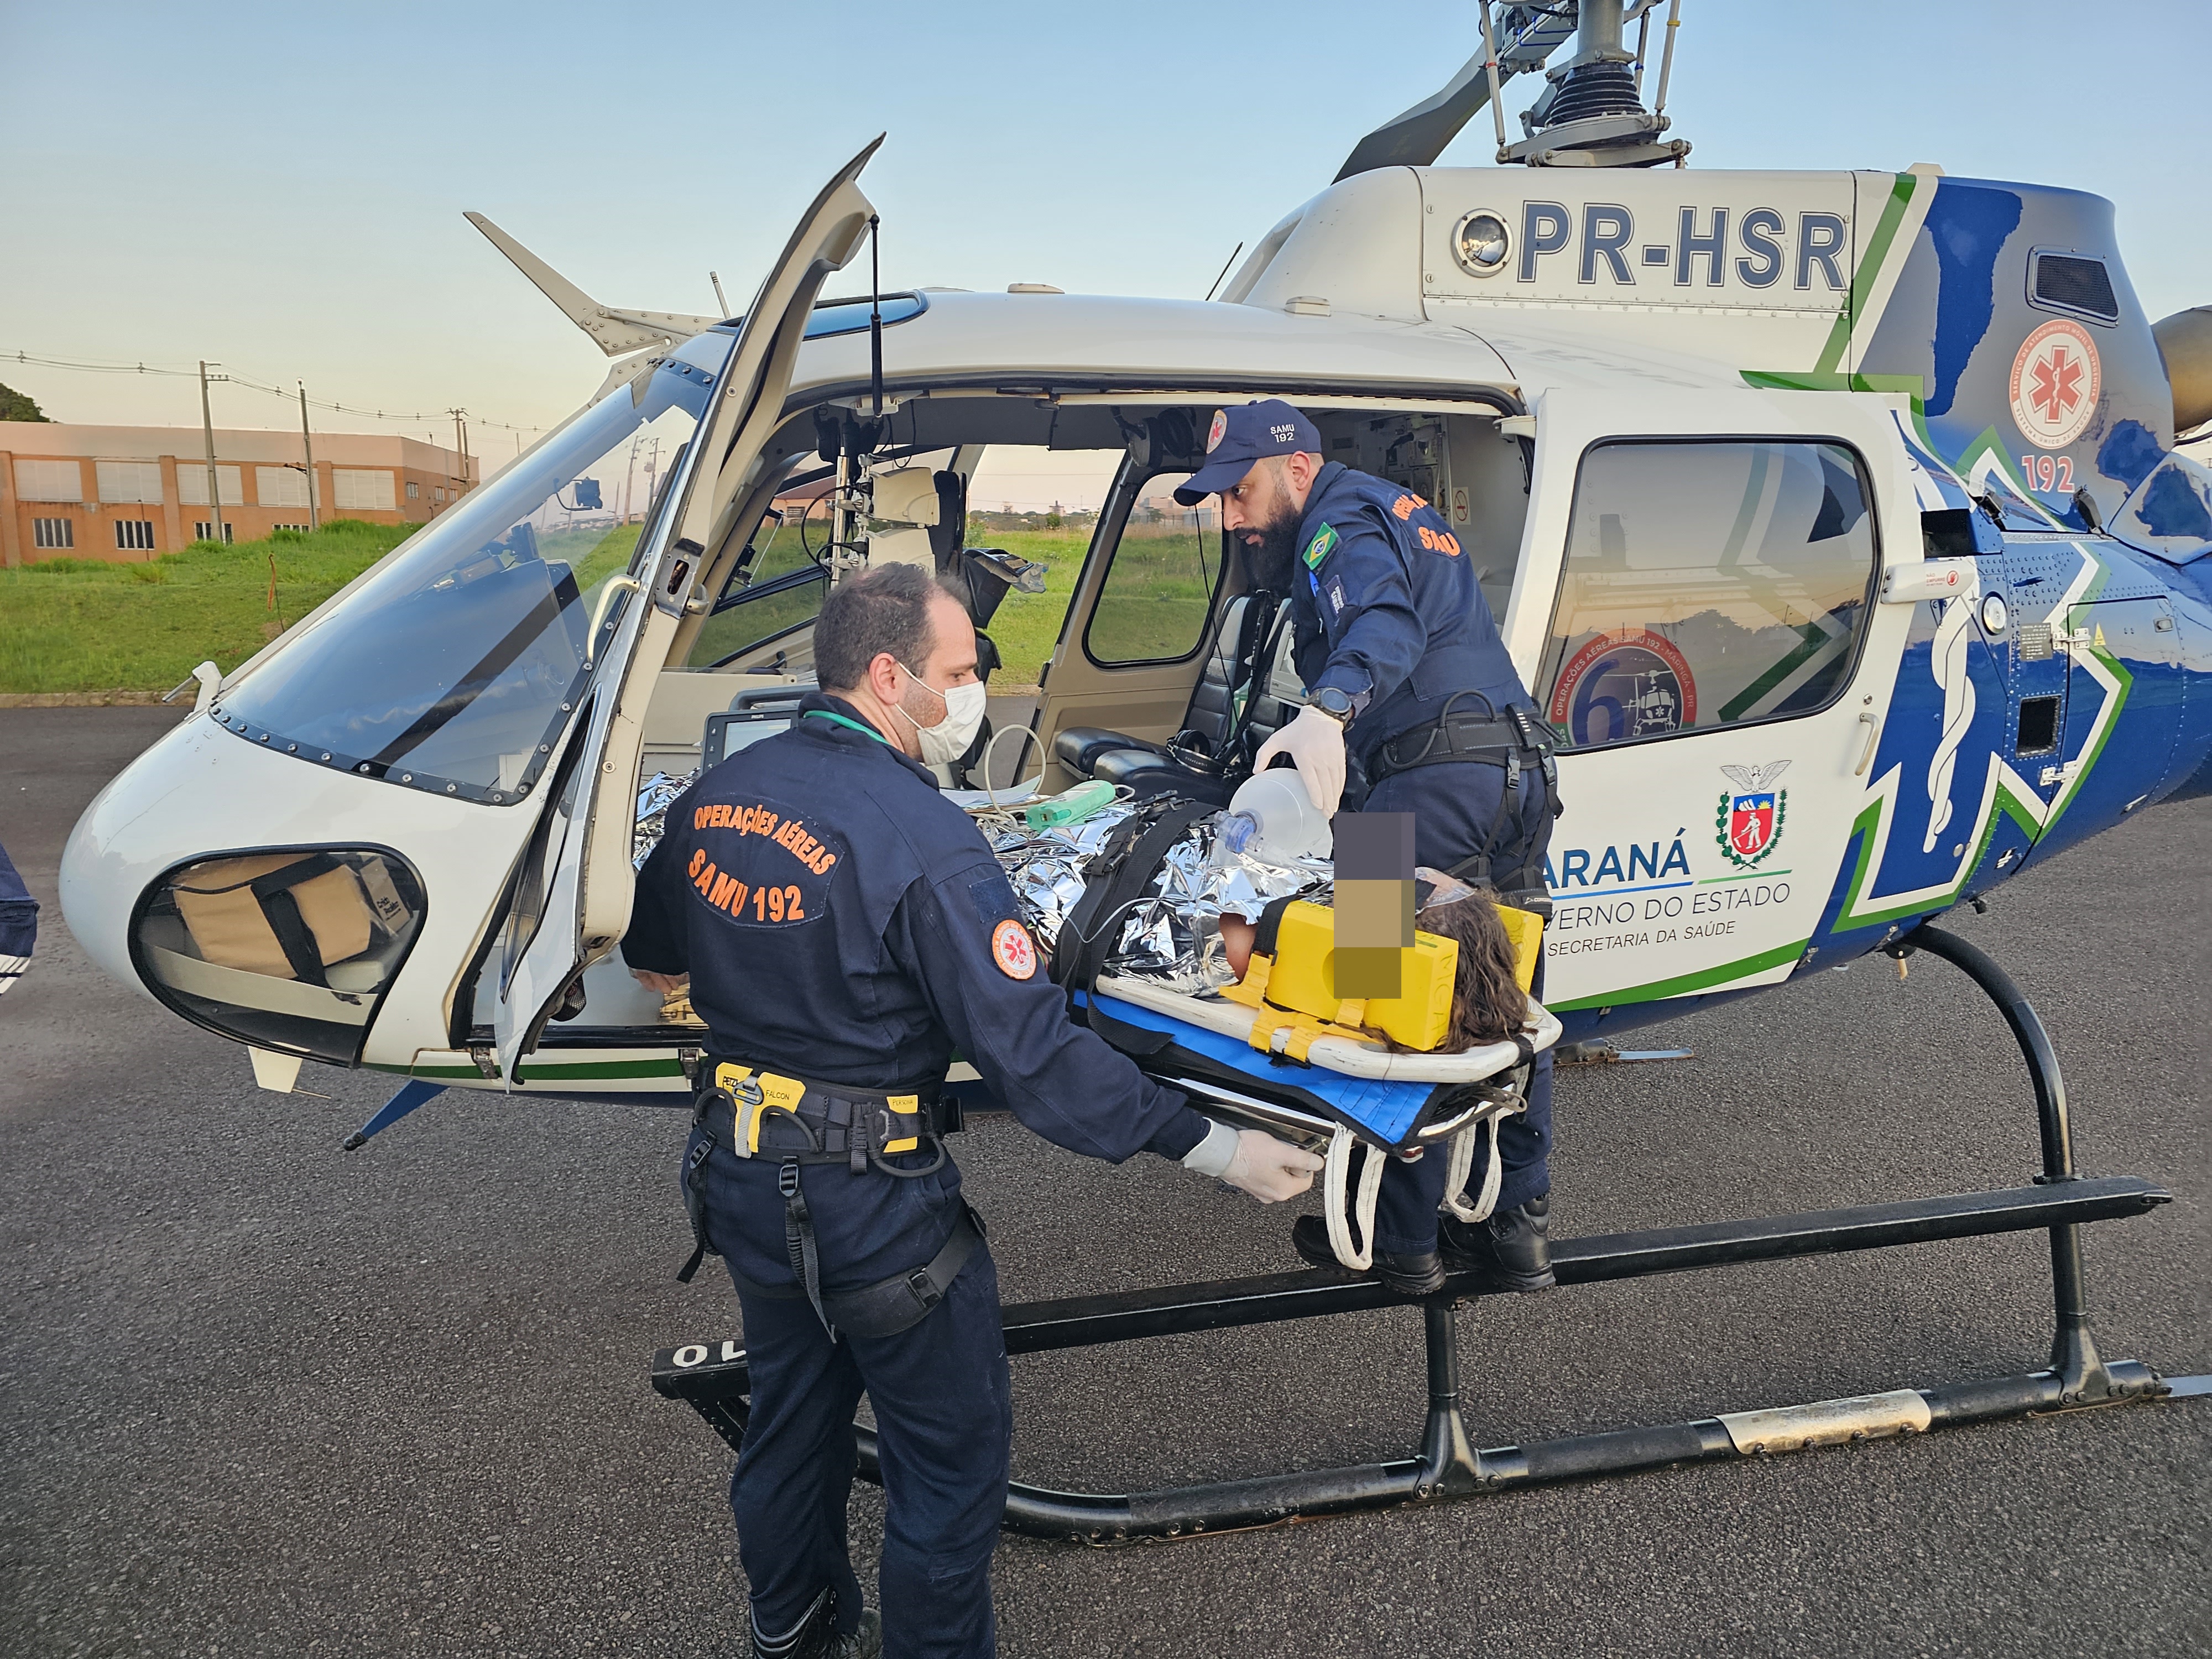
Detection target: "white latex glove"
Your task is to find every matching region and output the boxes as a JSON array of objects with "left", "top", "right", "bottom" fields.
[
  {"left": 1182, "top": 1121, "right": 1324, "bottom": 1204},
  {"left": 1251, "top": 703, "right": 1347, "bottom": 817}
]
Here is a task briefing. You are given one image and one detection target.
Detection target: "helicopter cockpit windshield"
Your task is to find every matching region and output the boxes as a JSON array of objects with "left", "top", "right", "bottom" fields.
[{"left": 212, "top": 329, "right": 737, "bottom": 806}]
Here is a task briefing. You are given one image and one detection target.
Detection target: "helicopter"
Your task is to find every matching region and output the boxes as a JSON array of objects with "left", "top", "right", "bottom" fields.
[{"left": 56, "top": 0, "right": 2212, "bottom": 1536}]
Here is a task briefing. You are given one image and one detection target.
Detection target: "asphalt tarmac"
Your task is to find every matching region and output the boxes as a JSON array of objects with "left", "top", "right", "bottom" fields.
[{"left": 3, "top": 706, "right": 2205, "bottom": 1658}]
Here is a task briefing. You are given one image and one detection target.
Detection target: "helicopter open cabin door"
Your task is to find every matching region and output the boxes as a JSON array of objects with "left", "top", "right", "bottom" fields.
[
  {"left": 491, "top": 140, "right": 882, "bottom": 1084},
  {"left": 1498, "top": 384, "right": 1919, "bottom": 1020}
]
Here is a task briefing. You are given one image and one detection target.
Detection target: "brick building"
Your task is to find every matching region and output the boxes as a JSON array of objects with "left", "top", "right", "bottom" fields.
[{"left": 0, "top": 422, "right": 476, "bottom": 566}]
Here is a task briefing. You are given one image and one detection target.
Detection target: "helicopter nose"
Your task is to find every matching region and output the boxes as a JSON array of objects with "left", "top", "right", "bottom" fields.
[{"left": 56, "top": 711, "right": 479, "bottom": 1072}]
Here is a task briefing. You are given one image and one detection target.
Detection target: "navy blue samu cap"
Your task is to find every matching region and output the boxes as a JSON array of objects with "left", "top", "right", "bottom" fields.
[{"left": 1173, "top": 399, "right": 1323, "bottom": 504}]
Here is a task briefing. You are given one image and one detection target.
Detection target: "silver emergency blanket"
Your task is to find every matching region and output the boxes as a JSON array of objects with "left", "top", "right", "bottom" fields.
[
  {"left": 988, "top": 803, "right": 1330, "bottom": 994},
  {"left": 630, "top": 769, "right": 1331, "bottom": 992},
  {"left": 633, "top": 769, "right": 700, "bottom": 869}
]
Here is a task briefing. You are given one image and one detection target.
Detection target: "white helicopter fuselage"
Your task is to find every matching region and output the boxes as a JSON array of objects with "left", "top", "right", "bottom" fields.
[{"left": 59, "top": 156, "right": 2212, "bottom": 1103}]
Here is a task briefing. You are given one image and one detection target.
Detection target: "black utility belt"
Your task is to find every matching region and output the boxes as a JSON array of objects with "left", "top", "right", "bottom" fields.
[
  {"left": 1369, "top": 706, "right": 1557, "bottom": 788},
  {"left": 693, "top": 1057, "right": 961, "bottom": 1170}
]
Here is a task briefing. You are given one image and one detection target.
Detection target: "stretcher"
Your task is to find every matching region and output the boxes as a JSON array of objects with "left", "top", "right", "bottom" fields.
[{"left": 1080, "top": 977, "right": 1563, "bottom": 1271}]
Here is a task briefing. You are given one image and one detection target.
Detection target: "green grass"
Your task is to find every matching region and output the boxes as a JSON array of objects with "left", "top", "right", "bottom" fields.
[
  {"left": 0, "top": 514, "right": 1215, "bottom": 696},
  {"left": 1077, "top": 521, "right": 1220, "bottom": 666},
  {"left": 0, "top": 520, "right": 416, "bottom": 693},
  {"left": 681, "top": 525, "right": 1099, "bottom": 686},
  {"left": 940, "top": 524, "right": 1220, "bottom": 686}
]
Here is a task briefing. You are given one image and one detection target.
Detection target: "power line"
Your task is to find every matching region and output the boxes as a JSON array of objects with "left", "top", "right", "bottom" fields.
[{"left": 2, "top": 348, "right": 554, "bottom": 436}]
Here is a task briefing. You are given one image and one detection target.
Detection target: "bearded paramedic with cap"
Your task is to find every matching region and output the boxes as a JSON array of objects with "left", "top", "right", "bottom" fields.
[
  {"left": 1174, "top": 399, "right": 1563, "bottom": 1301},
  {"left": 622, "top": 562, "right": 1321, "bottom": 1659}
]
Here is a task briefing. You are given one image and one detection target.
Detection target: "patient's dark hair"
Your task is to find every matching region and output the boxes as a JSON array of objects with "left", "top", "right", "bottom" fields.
[
  {"left": 813, "top": 564, "right": 948, "bottom": 692},
  {"left": 1393, "top": 893, "right": 1531, "bottom": 1050}
]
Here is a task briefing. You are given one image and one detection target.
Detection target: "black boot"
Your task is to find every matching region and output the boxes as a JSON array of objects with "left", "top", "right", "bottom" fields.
[
  {"left": 1291, "top": 1213, "right": 1447, "bottom": 1297},
  {"left": 1439, "top": 1196, "right": 1556, "bottom": 1292},
  {"left": 753, "top": 1590, "right": 883, "bottom": 1659}
]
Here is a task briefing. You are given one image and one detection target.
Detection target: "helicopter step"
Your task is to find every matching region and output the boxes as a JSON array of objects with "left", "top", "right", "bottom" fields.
[
  {"left": 650, "top": 921, "right": 2190, "bottom": 1542},
  {"left": 652, "top": 1172, "right": 2173, "bottom": 1542}
]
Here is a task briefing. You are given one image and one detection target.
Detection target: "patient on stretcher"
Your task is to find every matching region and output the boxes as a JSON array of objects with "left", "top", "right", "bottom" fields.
[{"left": 1216, "top": 870, "right": 1534, "bottom": 1053}]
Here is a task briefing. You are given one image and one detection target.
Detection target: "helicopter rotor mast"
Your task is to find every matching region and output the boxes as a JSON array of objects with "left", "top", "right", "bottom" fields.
[{"left": 1333, "top": 1, "right": 1687, "bottom": 180}]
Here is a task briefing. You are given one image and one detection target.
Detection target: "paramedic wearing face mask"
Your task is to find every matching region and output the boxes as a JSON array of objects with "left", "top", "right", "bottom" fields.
[
  {"left": 623, "top": 562, "right": 1319, "bottom": 1659},
  {"left": 1175, "top": 400, "right": 1562, "bottom": 1301}
]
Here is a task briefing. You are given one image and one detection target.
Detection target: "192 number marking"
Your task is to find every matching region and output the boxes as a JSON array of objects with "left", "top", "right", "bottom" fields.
[{"left": 753, "top": 884, "right": 804, "bottom": 922}]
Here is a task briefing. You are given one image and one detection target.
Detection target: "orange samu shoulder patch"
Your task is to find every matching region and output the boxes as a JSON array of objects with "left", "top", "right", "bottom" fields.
[{"left": 990, "top": 918, "right": 1037, "bottom": 980}]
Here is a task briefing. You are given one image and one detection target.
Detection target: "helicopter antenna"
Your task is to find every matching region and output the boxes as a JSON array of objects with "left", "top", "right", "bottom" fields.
[
  {"left": 1203, "top": 242, "right": 1244, "bottom": 303},
  {"left": 868, "top": 214, "right": 884, "bottom": 420},
  {"left": 709, "top": 270, "right": 730, "bottom": 316}
]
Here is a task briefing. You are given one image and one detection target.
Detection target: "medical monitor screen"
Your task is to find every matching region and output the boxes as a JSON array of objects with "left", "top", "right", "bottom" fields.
[{"left": 702, "top": 709, "right": 794, "bottom": 767}]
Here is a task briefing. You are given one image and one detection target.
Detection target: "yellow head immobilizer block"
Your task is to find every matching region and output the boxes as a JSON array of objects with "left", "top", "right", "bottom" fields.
[{"left": 1224, "top": 899, "right": 1458, "bottom": 1052}]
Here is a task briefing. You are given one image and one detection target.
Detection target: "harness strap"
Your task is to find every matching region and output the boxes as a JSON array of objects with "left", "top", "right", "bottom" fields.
[
  {"left": 1055, "top": 796, "right": 1218, "bottom": 1060},
  {"left": 676, "top": 1133, "right": 717, "bottom": 1284},
  {"left": 1052, "top": 797, "right": 1216, "bottom": 997},
  {"left": 1322, "top": 1124, "right": 1389, "bottom": 1272},
  {"left": 1439, "top": 1112, "right": 1507, "bottom": 1225},
  {"left": 1437, "top": 1056, "right": 1535, "bottom": 1224},
  {"left": 780, "top": 1157, "right": 833, "bottom": 1338},
  {"left": 726, "top": 1202, "right": 989, "bottom": 1341}
]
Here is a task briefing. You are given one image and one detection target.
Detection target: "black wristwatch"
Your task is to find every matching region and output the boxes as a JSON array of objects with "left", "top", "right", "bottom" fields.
[{"left": 1310, "top": 686, "right": 1355, "bottom": 726}]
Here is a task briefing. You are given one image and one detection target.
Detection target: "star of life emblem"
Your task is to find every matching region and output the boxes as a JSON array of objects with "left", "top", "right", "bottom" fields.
[
  {"left": 991, "top": 917, "right": 1037, "bottom": 980},
  {"left": 2009, "top": 319, "right": 2099, "bottom": 450},
  {"left": 1206, "top": 409, "right": 1228, "bottom": 453}
]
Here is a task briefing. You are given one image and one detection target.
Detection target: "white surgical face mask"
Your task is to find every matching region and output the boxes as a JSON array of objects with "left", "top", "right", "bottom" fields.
[{"left": 894, "top": 662, "right": 988, "bottom": 763}]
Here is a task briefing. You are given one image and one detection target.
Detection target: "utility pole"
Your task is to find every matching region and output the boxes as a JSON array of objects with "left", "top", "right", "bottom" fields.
[
  {"left": 448, "top": 408, "right": 470, "bottom": 497},
  {"left": 199, "top": 361, "right": 224, "bottom": 544},
  {"left": 619, "top": 430, "right": 642, "bottom": 524},
  {"left": 298, "top": 382, "right": 319, "bottom": 531}
]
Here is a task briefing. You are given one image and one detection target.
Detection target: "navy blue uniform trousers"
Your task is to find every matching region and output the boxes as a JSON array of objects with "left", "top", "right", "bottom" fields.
[
  {"left": 691, "top": 1129, "right": 1011, "bottom": 1659},
  {"left": 1360, "top": 758, "right": 1554, "bottom": 1255}
]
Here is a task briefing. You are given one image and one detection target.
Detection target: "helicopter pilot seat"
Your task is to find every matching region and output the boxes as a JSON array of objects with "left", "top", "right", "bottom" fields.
[{"left": 1053, "top": 592, "right": 1297, "bottom": 805}]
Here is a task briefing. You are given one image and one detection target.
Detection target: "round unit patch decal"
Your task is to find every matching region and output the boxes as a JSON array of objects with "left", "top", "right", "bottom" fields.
[
  {"left": 1206, "top": 409, "right": 1228, "bottom": 453},
  {"left": 990, "top": 918, "right": 1037, "bottom": 980},
  {"left": 2009, "top": 318, "right": 2100, "bottom": 450},
  {"left": 1547, "top": 629, "right": 1697, "bottom": 747}
]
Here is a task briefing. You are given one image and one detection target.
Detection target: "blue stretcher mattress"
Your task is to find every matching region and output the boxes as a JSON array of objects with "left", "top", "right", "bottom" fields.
[{"left": 1083, "top": 991, "right": 1438, "bottom": 1148}]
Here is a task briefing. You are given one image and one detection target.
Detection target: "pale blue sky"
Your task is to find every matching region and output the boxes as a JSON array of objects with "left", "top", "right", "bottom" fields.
[{"left": 3, "top": 0, "right": 2204, "bottom": 451}]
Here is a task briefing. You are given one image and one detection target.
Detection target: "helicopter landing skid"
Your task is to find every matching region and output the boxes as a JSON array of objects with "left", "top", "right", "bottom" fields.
[{"left": 649, "top": 921, "right": 2193, "bottom": 1542}]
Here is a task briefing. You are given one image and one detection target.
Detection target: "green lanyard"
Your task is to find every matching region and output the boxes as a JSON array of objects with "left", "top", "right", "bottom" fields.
[{"left": 801, "top": 708, "right": 890, "bottom": 745}]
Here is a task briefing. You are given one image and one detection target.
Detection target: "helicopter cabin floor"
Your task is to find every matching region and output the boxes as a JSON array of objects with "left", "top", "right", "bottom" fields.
[{"left": 2, "top": 703, "right": 2205, "bottom": 1657}]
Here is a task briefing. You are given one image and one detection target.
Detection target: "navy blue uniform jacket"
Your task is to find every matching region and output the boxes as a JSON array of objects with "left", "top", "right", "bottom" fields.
[
  {"left": 1290, "top": 462, "right": 1531, "bottom": 766},
  {"left": 624, "top": 693, "right": 1206, "bottom": 1165}
]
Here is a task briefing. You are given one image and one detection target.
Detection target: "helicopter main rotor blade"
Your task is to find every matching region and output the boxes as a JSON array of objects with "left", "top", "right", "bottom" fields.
[
  {"left": 1331, "top": 2, "right": 1598, "bottom": 181},
  {"left": 465, "top": 211, "right": 720, "bottom": 357},
  {"left": 1334, "top": 45, "right": 1517, "bottom": 182}
]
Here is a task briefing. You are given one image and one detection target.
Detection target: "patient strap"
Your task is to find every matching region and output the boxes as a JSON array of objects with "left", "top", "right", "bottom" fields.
[{"left": 1052, "top": 796, "right": 1218, "bottom": 1059}]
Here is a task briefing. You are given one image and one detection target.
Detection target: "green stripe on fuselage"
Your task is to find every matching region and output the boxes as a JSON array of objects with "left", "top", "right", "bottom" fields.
[
  {"left": 1813, "top": 171, "right": 1917, "bottom": 376},
  {"left": 1549, "top": 937, "right": 1809, "bottom": 1013}
]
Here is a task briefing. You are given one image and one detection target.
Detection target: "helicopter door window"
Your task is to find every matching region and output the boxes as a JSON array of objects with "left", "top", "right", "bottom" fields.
[
  {"left": 1537, "top": 440, "right": 1879, "bottom": 750},
  {"left": 210, "top": 331, "right": 731, "bottom": 802},
  {"left": 686, "top": 481, "right": 831, "bottom": 669},
  {"left": 1083, "top": 474, "right": 1223, "bottom": 667}
]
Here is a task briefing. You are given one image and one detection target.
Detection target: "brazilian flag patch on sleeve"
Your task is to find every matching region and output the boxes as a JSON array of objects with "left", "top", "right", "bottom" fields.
[{"left": 1302, "top": 523, "right": 1339, "bottom": 570}]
